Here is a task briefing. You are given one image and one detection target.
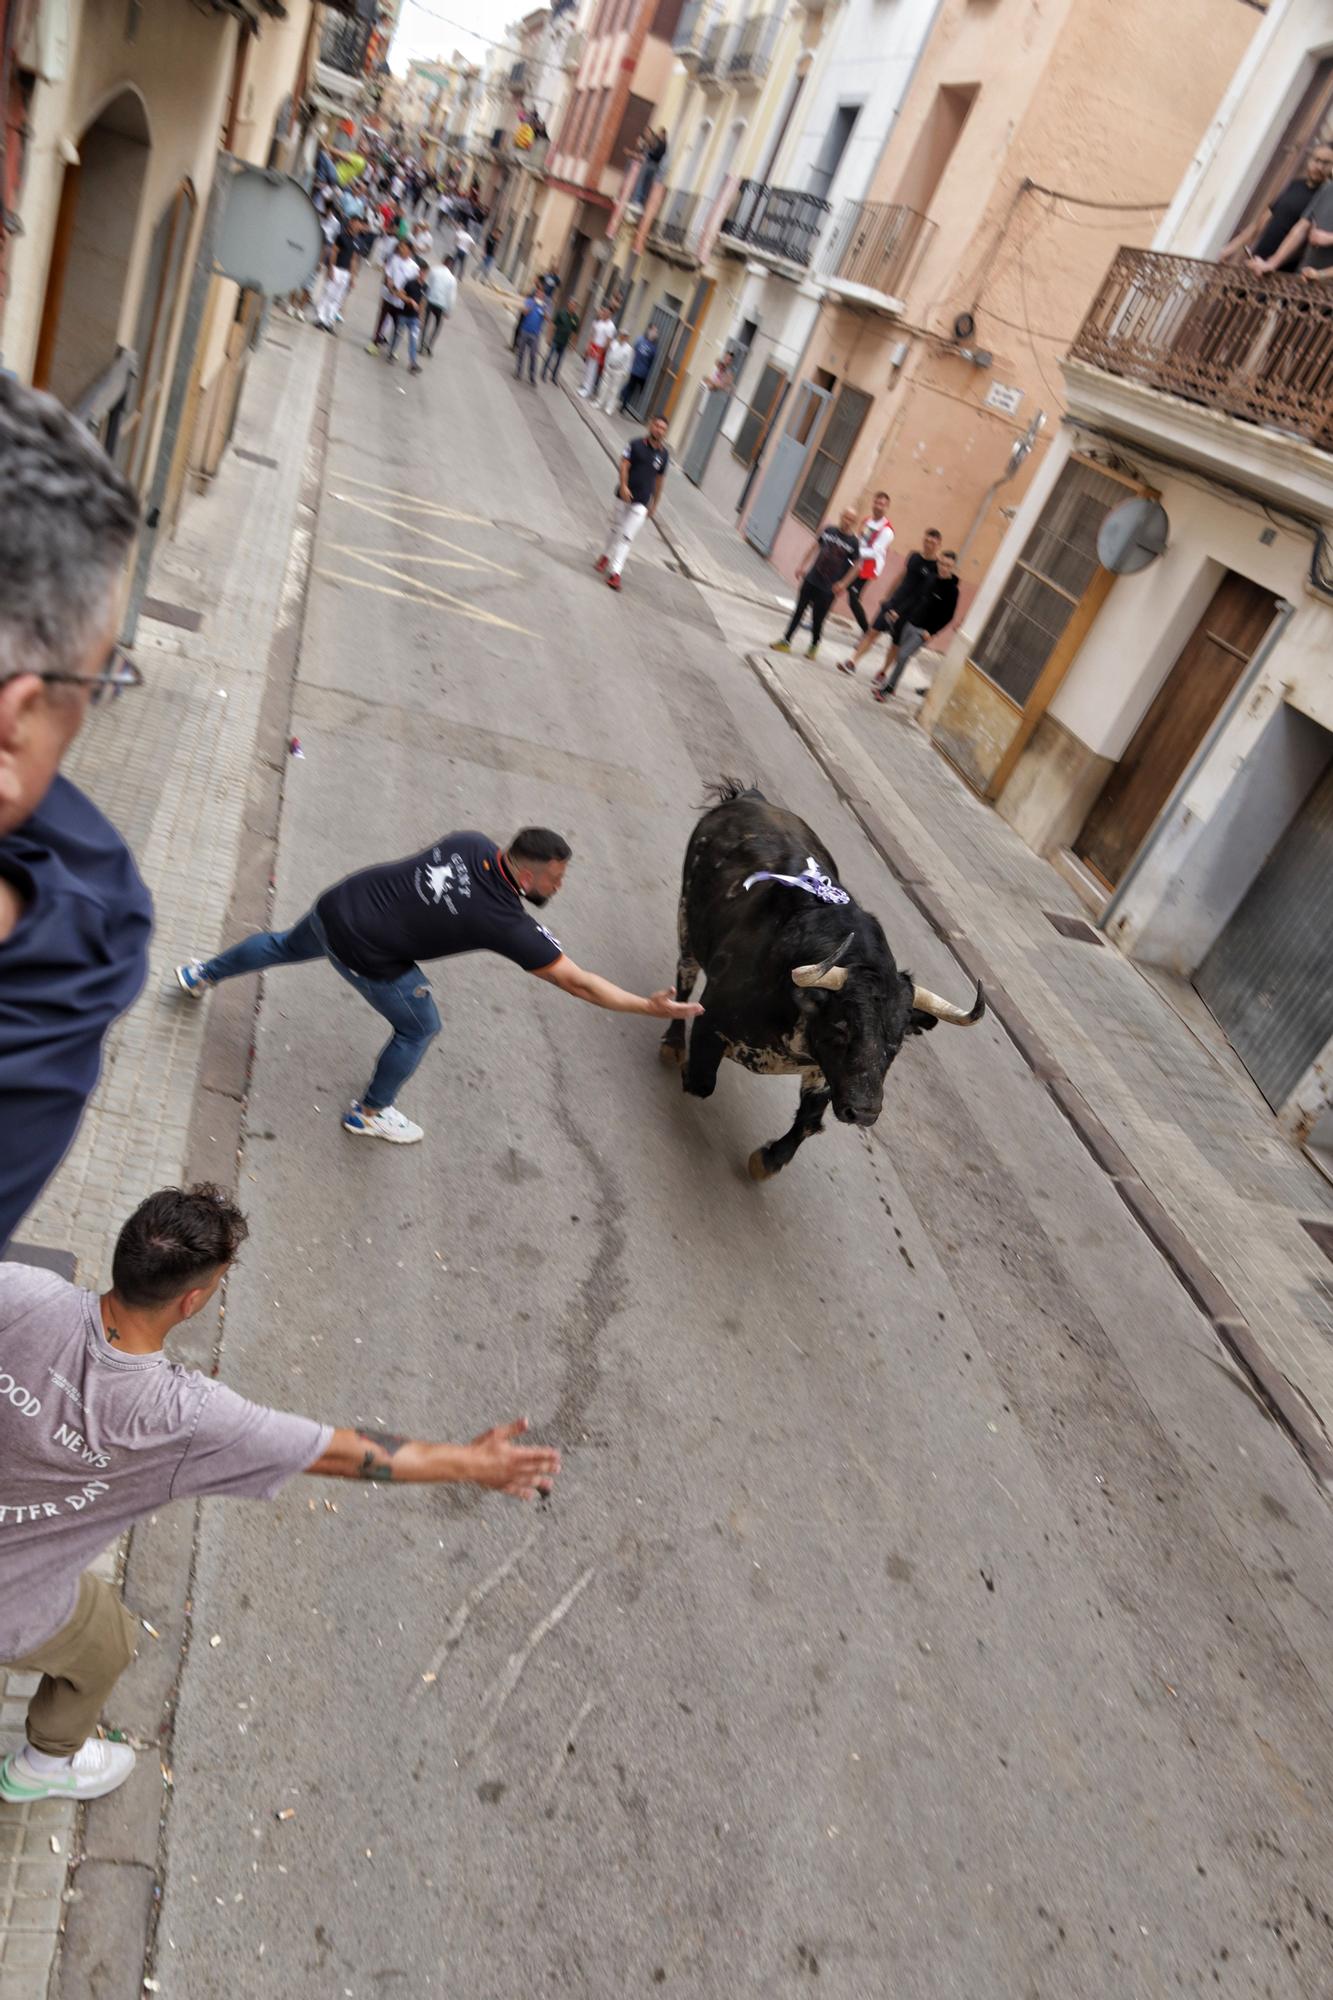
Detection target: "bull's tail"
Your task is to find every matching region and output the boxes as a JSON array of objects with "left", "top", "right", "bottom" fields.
[{"left": 700, "top": 774, "right": 763, "bottom": 809}]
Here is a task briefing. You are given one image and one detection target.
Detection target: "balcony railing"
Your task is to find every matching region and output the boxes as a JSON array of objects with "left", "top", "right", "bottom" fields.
[
  {"left": 697, "top": 20, "right": 730, "bottom": 77},
  {"left": 818, "top": 199, "right": 933, "bottom": 301},
  {"left": 1070, "top": 246, "right": 1333, "bottom": 451},
  {"left": 728, "top": 12, "right": 780, "bottom": 81},
  {"left": 652, "top": 187, "right": 705, "bottom": 257},
  {"left": 672, "top": 0, "right": 715, "bottom": 61},
  {"left": 719, "top": 180, "right": 830, "bottom": 270},
  {"left": 319, "top": 16, "right": 373, "bottom": 76}
]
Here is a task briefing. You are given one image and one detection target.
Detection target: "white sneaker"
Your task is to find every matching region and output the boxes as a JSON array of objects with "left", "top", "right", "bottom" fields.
[
  {"left": 175, "top": 959, "right": 212, "bottom": 998},
  {"left": 341, "top": 1102, "right": 423, "bottom": 1144},
  {"left": 0, "top": 1736, "right": 135, "bottom": 1804}
]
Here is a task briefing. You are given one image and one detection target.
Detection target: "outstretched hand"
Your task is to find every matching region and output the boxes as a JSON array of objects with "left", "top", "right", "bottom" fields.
[
  {"left": 647, "top": 990, "right": 705, "bottom": 1020},
  {"left": 468, "top": 1418, "right": 561, "bottom": 1499}
]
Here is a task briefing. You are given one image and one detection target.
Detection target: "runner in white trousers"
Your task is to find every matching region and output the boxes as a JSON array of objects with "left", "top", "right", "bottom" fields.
[{"left": 595, "top": 414, "right": 670, "bottom": 593}]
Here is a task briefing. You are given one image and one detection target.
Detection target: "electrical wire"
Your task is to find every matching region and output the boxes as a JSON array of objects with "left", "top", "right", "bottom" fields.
[{"left": 1021, "top": 181, "right": 1169, "bottom": 212}]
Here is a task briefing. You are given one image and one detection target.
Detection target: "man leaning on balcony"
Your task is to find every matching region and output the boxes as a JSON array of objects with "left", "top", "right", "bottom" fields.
[
  {"left": 1250, "top": 150, "right": 1333, "bottom": 284},
  {"left": 1221, "top": 143, "right": 1333, "bottom": 273}
]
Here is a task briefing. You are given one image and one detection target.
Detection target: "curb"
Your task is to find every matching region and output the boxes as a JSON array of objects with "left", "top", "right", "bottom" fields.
[
  {"left": 745, "top": 651, "right": 1333, "bottom": 1494},
  {"left": 53, "top": 337, "right": 339, "bottom": 2000}
]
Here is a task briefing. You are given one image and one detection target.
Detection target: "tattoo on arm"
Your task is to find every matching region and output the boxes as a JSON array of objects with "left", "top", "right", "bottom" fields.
[{"left": 355, "top": 1429, "right": 408, "bottom": 1481}]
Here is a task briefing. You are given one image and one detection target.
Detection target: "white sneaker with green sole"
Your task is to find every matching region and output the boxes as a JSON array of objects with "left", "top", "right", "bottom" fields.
[{"left": 0, "top": 1737, "right": 135, "bottom": 1804}]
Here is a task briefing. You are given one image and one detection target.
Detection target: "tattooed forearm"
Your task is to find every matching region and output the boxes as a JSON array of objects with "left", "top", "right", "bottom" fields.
[{"left": 355, "top": 1430, "right": 409, "bottom": 1481}]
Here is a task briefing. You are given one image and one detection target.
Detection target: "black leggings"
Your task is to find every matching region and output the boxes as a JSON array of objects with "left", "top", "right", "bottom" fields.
[
  {"left": 784, "top": 578, "right": 834, "bottom": 647},
  {"left": 847, "top": 575, "right": 872, "bottom": 633},
  {"left": 422, "top": 302, "right": 445, "bottom": 352}
]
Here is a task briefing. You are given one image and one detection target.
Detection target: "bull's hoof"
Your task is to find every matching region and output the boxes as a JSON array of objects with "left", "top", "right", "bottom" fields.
[
  {"left": 748, "top": 1147, "right": 775, "bottom": 1181},
  {"left": 658, "top": 1040, "right": 686, "bottom": 1067}
]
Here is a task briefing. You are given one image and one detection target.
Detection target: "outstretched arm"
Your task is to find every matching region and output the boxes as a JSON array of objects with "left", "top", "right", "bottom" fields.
[
  {"left": 307, "top": 1417, "right": 560, "bottom": 1498},
  {"left": 533, "top": 954, "right": 703, "bottom": 1019},
  {"left": 1253, "top": 216, "right": 1309, "bottom": 272}
]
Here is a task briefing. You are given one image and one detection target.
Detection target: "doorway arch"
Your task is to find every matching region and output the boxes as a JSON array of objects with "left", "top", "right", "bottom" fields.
[{"left": 34, "top": 87, "right": 151, "bottom": 409}]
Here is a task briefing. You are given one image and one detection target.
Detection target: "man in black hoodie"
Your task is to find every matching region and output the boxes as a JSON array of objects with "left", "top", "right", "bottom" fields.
[
  {"left": 874, "top": 549, "right": 959, "bottom": 701},
  {"left": 836, "top": 528, "right": 941, "bottom": 678}
]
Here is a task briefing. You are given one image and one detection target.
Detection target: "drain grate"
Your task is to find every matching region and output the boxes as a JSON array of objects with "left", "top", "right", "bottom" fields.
[
  {"left": 141, "top": 597, "right": 203, "bottom": 632},
  {"left": 234, "top": 446, "right": 278, "bottom": 469},
  {"left": 1300, "top": 1218, "right": 1333, "bottom": 1265},
  {"left": 1044, "top": 910, "right": 1105, "bottom": 947}
]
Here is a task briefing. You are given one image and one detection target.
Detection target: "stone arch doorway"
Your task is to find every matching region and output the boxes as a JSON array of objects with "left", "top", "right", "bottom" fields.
[{"left": 32, "top": 87, "right": 151, "bottom": 412}]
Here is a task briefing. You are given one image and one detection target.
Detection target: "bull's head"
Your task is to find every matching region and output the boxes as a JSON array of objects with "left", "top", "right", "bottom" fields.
[{"left": 792, "top": 934, "right": 985, "bottom": 1126}]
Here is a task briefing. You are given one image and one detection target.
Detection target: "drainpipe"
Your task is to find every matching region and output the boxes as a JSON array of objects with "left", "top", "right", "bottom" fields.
[{"left": 1097, "top": 595, "right": 1297, "bottom": 937}]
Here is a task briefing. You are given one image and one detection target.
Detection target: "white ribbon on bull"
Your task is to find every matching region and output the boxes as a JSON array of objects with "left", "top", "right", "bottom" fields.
[
  {"left": 789, "top": 929, "right": 987, "bottom": 1025},
  {"left": 743, "top": 856, "right": 851, "bottom": 907}
]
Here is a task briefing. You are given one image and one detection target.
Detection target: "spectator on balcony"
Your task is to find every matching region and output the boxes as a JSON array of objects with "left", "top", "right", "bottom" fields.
[
  {"left": 542, "top": 302, "right": 579, "bottom": 383},
  {"left": 846, "top": 491, "right": 894, "bottom": 635},
  {"left": 578, "top": 306, "right": 618, "bottom": 399},
  {"left": 633, "top": 129, "right": 669, "bottom": 208},
  {"left": 620, "top": 325, "right": 660, "bottom": 414},
  {"left": 1252, "top": 162, "right": 1333, "bottom": 283},
  {"left": 772, "top": 507, "right": 861, "bottom": 663},
  {"left": 599, "top": 331, "right": 635, "bottom": 413},
  {"left": 1222, "top": 145, "right": 1333, "bottom": 272}
]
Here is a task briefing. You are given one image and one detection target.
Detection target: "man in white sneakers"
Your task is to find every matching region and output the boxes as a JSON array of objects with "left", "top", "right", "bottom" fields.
[
  {"left": 0, "top": 1183, "right": 561, "bottom": 1806},
  {"left": 174, "top": 825, "right": 700, "bottom": 1145},
  {"left": 595, "top": 415, "right": 669, "bottom": 593},
  {"left": 578, "top": 306, "right": 617, "bottom": 399}
]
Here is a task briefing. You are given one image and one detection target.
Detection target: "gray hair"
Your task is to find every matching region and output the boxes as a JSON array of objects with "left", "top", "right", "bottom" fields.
[{"left": 0, "top": 375, "right": 140, "bottom": 687}]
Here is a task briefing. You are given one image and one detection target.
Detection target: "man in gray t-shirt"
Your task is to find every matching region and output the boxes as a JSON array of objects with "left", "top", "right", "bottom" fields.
[{"left": 0, "top": 1185, "right": 560, "bottom": 1807}]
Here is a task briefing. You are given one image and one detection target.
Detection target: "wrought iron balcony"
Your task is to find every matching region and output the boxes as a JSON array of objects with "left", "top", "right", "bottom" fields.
[
  {"left": 672, "top": 0, "right": 714, "bottom": 63},
  {"left": 509, "top": 59, "right": 528, "bottom": 89},
  {"left": 1069, "top": 246, "right": 1333, "bottom": 452},
  {"left": 651, "top": 187, "right": 705, "bottom": 258},
  {"left": 818, "top": 199, "right": 933, "bottom": 303},
  {"left": 719, "top": 180, "right": 830, "bottom": 270},
  {"left": 319, "top": 15, "right": 373, "bottom": 77},
  {"left": 728, "top": 12, "right": 780, "bottom": 82},
  {"left": 697, "top": 20, "right": 730, "bottom": 78}
]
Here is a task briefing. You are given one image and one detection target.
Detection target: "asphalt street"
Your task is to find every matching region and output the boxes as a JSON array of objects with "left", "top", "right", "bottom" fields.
[{"left": 154, "top": 282, "right": 1333, "bottom": 1999}]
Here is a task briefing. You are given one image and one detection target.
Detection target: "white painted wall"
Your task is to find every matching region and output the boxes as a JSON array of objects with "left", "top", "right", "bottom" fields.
[{"left": 775, "top": 0, "right": 944, "bottom": 213}]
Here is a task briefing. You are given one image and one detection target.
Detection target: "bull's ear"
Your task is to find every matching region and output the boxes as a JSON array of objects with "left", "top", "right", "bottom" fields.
[{"left": 901, "top": 971, "right": 939, "bottom": 1036}]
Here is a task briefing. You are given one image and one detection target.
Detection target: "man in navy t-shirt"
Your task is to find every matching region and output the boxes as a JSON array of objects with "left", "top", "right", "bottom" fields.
[
  {"left": 0, "top": 377, "right": 152, "bottom": 1255},
  {"left": 175, "top": 826, "right": 701, "bottom": 1148},
  {"left": 595, "top": 414, "right": 670, "bottom": 592}
]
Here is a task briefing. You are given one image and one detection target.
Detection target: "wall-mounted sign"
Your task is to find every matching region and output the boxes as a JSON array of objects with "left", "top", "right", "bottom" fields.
[{"left": 985, "top": 380, "right": 1025, "bottom": 416}]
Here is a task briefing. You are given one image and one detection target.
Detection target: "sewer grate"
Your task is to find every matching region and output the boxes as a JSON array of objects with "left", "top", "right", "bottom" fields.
[
  {"left": 1300, "top": 1218, "right": 1333, "bottom": 1265},
  {"left": 234, "top": 447, "right": 279, "bottom": 469},
  {"left": 1044, "top": 910, "right": 1105, "bottom": 947},
  {"left": 141, "top": 597, "right": 203, "bottom": 632}
]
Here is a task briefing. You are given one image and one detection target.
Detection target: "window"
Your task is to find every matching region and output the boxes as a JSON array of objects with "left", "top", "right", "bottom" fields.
[
  {"left": 807, "top": 103, "right": 858, "bottom": 203},
  {"left": 611, "top": 92, "right": 655, "bottom": 170},
  {"left": 970, "top": 459, "right": 1127, "bottom": 708},
  {"left": 892, "top": 81, "right": 978, "bottom": 216},
  {"left": 793, "top": 383, "right": 871, "bottom": 528},
  {"left": 1227, "top": 56, "right": 1333, "bottom": 244}
]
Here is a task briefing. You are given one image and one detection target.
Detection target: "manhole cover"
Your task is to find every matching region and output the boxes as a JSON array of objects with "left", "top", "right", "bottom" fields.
[{"left": 1044, "top": 910, "right": 1104, "bottom": 947}]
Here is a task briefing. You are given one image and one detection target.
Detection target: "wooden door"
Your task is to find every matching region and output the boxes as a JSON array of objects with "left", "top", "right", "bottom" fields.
[{"left": 1075, "top": 573, "right": 1278, "bottom": 888}]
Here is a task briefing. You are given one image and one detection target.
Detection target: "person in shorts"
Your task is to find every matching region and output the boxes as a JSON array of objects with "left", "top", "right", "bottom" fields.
[
  {"left": 873, "top": 549, "right": 959, "bottom": 701},
  {"left": 836, "top": 528, "right": 942, "bottom": 678}
]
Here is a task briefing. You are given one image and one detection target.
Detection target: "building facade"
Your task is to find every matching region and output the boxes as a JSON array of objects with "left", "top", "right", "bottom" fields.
[
  {"left": 737, "top": 0, "right": 1257, "bottom": 604},
  {"left": 921, "top": 0, "right": 1333, "bottom": 1142}
]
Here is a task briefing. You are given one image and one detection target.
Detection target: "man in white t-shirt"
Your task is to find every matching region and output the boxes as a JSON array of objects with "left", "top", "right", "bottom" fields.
[
  {"left": 453, "top": 225, "right": 475, "bottom": 279},
  {"left": 846, "top": 489, "right": 894, "bottom": 638},
  {"left": 579, "top": 309, "right": 618, "bottom": 399},
  {"left": 368, "top": 245, "right": 417, "bottom": 352},
  {"left": 0, "top": 1184, "right": 561, "bottom": 1806},
  {"left": 422, "top": 258, "right": 458, "bottom": 357}
]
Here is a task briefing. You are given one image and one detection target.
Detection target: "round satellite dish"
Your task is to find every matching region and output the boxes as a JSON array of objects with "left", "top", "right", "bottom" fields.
[
  {"left": 214, "top": 163, "right": 322, "bottom": 297},
  {"left": 1098, "top": 497, "right": 1169, "bottom": 574}
]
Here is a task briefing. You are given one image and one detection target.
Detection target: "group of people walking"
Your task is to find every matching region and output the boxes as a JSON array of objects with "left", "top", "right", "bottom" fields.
[{"left": 772, "top": 490, "right": 959, "bottom": 701}]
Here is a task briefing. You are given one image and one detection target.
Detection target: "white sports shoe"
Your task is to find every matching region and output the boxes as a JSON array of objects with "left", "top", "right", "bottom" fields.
[
  {"left": 341, "top": 1102, "right": 424, "bottom": 1144},
  {"left": 0, "top": 1736, "right": 136, "bottom": 1804}
]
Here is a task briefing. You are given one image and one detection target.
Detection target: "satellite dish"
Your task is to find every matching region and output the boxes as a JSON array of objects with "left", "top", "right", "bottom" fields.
[
  {"left": 214, "top": 163, "right": 322, "bottom": 296},
  {"left": 1098, "top": 497, "right": 1169, "bottom": 574}
]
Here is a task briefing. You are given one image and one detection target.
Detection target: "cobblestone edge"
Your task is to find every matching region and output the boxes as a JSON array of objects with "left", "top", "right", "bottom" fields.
[{"left": 745, "top": 652, "right": 1333, "bottom": 1495}]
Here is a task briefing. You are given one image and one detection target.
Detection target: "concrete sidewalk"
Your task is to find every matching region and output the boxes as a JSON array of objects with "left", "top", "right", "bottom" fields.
[
  {"left": 745, "top": 649, "right": 1333, "bottom": 1481},
  {"left": 0, "top": 318, "right": 332, "bottom": 2000}
]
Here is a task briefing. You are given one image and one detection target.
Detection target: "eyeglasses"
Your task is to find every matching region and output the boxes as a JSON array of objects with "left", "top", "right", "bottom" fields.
[{"left": 40, "top": 649, "right": 144, "bottom": 711}]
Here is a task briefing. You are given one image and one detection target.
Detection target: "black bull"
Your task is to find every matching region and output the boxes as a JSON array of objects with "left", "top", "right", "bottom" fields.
[{"left": 660, "top": 782, "right": 985, "bottom": 1179}]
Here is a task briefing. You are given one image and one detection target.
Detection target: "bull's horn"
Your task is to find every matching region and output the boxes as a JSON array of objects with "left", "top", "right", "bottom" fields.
[
  {"left": 911, "top": 979, "right": 986, "bottom": 1026},
  {"left": 793, "top": 932, "right": 855, "bottom": 991}
]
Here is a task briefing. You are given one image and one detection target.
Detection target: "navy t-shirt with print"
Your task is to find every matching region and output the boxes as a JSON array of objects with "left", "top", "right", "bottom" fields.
[
  {"left": 620, "top": 437, "right": 669, "bottom": 506},
  {"left": 810, "top": 525, "right": 860, "bottom": 587},
  {"left": 0, "top": 777, "right": 153, "bottom": 1253},
  {"left": 316, "top": 831, "right": 563, "bottom": 981}
]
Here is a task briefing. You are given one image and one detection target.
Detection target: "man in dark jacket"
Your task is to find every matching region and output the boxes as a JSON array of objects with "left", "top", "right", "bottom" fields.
[
  {"left": 874, "top": 549, "right": 959, "bottom": 700},
  {"left": 542, "top": 301, "right": 580, "bottom": 383},
  {"left": 0, "top": 377, "right": 152, "bottom": 1254},
  {"left": 836, "top": 527, "right": 941, "bottom": 678},
  {"left": 619, "top": 325, "right": 659, "bottom": 413}
]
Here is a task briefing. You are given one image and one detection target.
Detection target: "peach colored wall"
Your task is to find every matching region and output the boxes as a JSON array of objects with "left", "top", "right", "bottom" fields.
[{"left": 757, "top": 0, "right": 1259, "bottom": 597}]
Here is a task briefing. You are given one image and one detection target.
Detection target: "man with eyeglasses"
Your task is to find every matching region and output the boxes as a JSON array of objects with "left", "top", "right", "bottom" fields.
[{"left": 0, "top": 375, "right": 152, "bottom": 1253}]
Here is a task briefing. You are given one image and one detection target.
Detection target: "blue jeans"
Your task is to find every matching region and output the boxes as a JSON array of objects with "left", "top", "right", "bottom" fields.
[
  {"left": 200, "top": 908, "right": 441, "bottom": 1111},
  {"left": 541, "top": 342, "right": 567, "bottom": 382},
  {"left": 389, "top": 311, "right": 420, "bottom": 364},
  {"left": 514, "top": 329, "right": 540, "bottom": 380}
]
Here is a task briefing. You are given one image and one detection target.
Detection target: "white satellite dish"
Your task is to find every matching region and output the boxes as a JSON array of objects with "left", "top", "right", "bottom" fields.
[
  {"left": 1098, "top": 497, "right": 1169, "bottom": 574},
  {"left": 214, "top": 162, "right": 322, "bottom": 297}
]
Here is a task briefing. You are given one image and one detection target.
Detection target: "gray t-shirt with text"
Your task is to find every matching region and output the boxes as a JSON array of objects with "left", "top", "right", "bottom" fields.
[{"left": 0, "top": 1265, "right": 331, "bottom": 1658}]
